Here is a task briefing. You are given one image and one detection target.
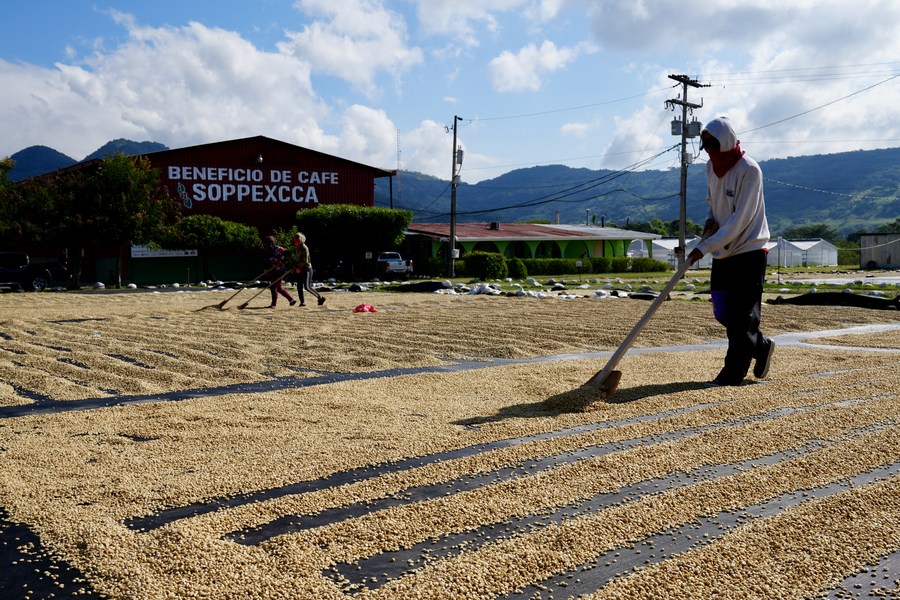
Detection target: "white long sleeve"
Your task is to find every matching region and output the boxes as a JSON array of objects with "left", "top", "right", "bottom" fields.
[{"left": 696, "top": 155, "right": 770, "bottom": 258}]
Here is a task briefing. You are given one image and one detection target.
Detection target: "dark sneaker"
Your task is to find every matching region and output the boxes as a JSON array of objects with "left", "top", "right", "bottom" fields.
[
  {"left": 754, "top": 338, "right": 775, "bottom": 379},
  {"left": 289, "top": 299, "right": 297, "bottom": 307},
  {"left": 317, "top": 296, "right": 326, "bottom": 306}
]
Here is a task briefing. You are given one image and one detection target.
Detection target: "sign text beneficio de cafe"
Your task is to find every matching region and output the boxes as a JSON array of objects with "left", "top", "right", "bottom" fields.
[{"left": 168, "top": 166, "right": 340, "bottom": 207}]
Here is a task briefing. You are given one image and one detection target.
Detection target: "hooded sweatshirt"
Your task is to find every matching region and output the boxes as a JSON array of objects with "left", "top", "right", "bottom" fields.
[
  {"left": 292, "top": 232, "right": 312, "bottom": 268},
  {"left": 695, "top": 116, "right": 770, "bottom": 259}
]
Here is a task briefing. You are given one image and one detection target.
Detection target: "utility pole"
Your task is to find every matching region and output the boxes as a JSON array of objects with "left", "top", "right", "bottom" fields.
[
  {"left": 395, "top": 128, "right": 401, "bottom": 209},
  {"left": 665, "top": 74, "right": 708, "bottom": 270},
  {"left": 448, "top": 115, "right": 463, "bottom": 277}
]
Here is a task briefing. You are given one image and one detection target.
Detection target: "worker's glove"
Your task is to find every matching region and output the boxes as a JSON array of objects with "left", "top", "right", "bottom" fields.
[{"left": 687, "top": 248, "right": 704, "bottom": 265}]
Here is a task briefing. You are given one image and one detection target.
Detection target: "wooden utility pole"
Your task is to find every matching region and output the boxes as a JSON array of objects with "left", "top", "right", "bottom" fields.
[
  {"left": 448, "top": 115, "right": 462, "bottom": 277},
  {"left": 665, "top": 74, "right": 708, "bottom": 269}
]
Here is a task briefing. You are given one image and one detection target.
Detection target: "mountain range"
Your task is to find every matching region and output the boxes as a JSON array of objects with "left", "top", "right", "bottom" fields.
[{"left": 7, "top": 140, "right": 900, "bottom": 236}]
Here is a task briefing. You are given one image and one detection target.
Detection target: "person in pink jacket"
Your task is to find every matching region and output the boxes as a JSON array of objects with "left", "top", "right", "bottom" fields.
[
  {"left": 688, "top": 116, "right": 775, "bottom": 387},
  {"left": 262, "top": 235, "right": 296, "bottom": 308}
]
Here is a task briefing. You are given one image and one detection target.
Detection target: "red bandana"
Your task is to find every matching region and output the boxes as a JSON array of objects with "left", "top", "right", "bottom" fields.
[{"left": 709, "top": 141, "right": 744, "bottom": 178}]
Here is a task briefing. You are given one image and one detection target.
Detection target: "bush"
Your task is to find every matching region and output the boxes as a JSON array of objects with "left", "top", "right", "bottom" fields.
[
  {"left": 511, "top": 255, "right": 668, "bottom": 276},
  {"left": 506, "top": 257, "right": 527, "bottom": 279},
  {"left": 630, "top": 257, "right": 669, "bottom": 272},
  {"left": 591, "top": 256, "right": 612, "bottom": 273},
  {"left": 610, "top": 256, "right": 631, "bottom": 273},
  {"left": 417, "top": 257, "right": 447, "bottom": 278},
  {"left": 521, "top": 258, "right": 573, "bottom": 275},
  {"left": 463, "top": 251, "right": 508, "bottom": 279}
]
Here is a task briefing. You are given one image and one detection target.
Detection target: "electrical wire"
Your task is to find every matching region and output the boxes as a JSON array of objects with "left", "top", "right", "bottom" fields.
[
  {"left": 740, "top": 74, "right": 900, "bottom": 135},
  {"left": 764, "top": 178, "right": 898, "bottom": 201},
  {"left": 409, "top": 64, "right": 899, "bottom": 221},
  {"left": 443, "top": 146, "right": 678, "bottom": 218},
  {"left": 469, "top": 87, "right": 672, "bottom": 122}
]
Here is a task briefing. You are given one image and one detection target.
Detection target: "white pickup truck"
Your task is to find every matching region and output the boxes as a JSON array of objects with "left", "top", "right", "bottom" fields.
[{"left": 375, "top": 252, "right": 413, "bottom": 280}]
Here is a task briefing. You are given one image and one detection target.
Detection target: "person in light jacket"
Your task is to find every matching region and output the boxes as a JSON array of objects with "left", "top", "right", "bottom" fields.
[
  {"left": 290, "top": 232, "right": 325, "bottom": 307},
  {"left": 688, "top": 116, "right": 775, "bottom": 387}
]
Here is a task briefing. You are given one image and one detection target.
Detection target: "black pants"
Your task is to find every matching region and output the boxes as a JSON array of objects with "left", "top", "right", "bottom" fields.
[
  {"left": 297, "top": 266, "right": 321, "bottom": 304},
  {"left": 709, "top": 249, "right": 767, "bottom": 383}
]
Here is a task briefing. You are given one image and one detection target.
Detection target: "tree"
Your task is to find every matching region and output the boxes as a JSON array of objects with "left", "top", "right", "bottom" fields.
[
  {"left": 157, "top": 214, "right": 261, "bottom": 280},
  {"left": 0, "top": 157, "right": 12, "bottom": 189},
  {"left": 0, "top": 157, "right": 18, "bottom": 243},
  {"left": 161, "top": 214, "right": 261, "bottom": 251},
  {"left": 83, "top": 153, "right": 180, "bottom": 287},
  {"left": 294, "top": 204, "right": 413, "bottom": 278},
  {"left": 874, "top": 217, "right": 900, "bottom": 233},
  {"left": 0, "top": 159, "right": 77, "bottom": 261},
  {"left": 780, "top": 224, "right": 842, "bottom": 244},
  {"left": 628, "top": 217, "right": 703, "bottom": 237}
]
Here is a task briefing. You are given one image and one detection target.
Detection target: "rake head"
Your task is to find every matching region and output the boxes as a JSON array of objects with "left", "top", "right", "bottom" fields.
[{"left": 582, "top": 369, "right": 622, "bottom": 401}]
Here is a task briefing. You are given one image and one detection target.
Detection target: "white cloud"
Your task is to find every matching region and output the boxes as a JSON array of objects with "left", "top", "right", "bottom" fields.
[
  {"left": 334, "top": 104, "right": 398, "bottom": 169},
  {"left": 586, "top": 0, "right": 784, "bottom": 53},
  {"left": 3, "top": 0, "right": 900, "bottom": 186},
  {"left": 599, "top": 1, "right": 900, "bottom": 170},
  {"left": 416, "top": 0, "right": 527, "bottom": 46},
  {"left": 280, "top": 0, "right": 423, "bottom": 96},
  {"left": 2, "top": 17, "right": 347, "bottom": 161},
  {"left": 560, "top": 121, "right": 594, "bottom": 138},
  {"left": 488, "top": 40, "right": 582, "bottom": 92},
  {"left": 400, "top": 119, "right": 454, "bottom": 180}
]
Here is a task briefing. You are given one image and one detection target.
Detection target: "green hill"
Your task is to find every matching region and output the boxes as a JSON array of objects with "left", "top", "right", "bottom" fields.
[
  {"left": 375, "top": 147, "right": 900, "bottom": 236},
  {"left": 7, "top": 139, "right": 899, "bottom": 236},
  {"left": 9, "top": 139, "right": 169, "bottom": 182}
]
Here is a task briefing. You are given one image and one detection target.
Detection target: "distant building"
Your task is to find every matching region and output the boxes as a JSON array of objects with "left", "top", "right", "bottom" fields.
[
  {"left": 24, "top": 135, "right": 395, "bottom": 283},
  {"left": 859, "top": 233, "right": 899, "bottom": 269},
  {"left": 405, "top": 222, "right": 660, "bottom": 262},
  {"left": 628, "top": 236, "right": 713, "bottom": 269},
  {"left": 766, "top": 238, "right": 838, "bottom": 268},
  {"left": 145, "top": 135, "right": 395, "bottom": 236}
]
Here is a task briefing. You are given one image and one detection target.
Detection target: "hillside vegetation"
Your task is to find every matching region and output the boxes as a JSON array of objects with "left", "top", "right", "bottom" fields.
[
  {"left": 375, "top": 148, "right": 900, "bottom": 236},
  {"left": 7, "top": 141, "right": 899, "bottom": 236}
]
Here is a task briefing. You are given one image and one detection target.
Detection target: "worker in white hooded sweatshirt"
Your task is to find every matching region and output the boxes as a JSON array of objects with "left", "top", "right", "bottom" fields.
[{"left": 688, "top": 116, "right": 775, "bottom": 387}]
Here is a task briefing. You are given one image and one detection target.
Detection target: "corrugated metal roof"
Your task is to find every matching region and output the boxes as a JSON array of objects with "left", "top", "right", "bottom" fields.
[
  {"left": 406, "top": 223, "right": 660, "bottom": 242},
  {"left": 145, "top": 135, "right": 395, "bottom": 178},
  {"left": 781, "top": 239, "right": 837, "bottom": 251}
]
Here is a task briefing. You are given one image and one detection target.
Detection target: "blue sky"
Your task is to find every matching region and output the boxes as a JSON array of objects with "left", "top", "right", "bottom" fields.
[{"left": 3, "top": 1, "right": 899, "bottom": 183}]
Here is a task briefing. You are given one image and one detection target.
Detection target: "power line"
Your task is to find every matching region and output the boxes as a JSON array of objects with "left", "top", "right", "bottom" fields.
[
  {"left": 765, "top": 178, "right": 898, "bottom": 201},
  {"left": 700, "top": 60, "right": 900, "bottom": 78},
  {"left": 740, "top": 74, "right": 900, "bottom": 134},
  {"left": 468, "top": 88, "right": 671, "bottom": 122},
  {"left": 447, "top": 146, "right": 677, "bottom": 218}
]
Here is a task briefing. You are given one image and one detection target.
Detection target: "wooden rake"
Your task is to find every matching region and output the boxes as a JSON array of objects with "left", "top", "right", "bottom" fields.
[
  {"left": 583, "top": 257, "right": 695, "bottom": 401},
  {"left": 237, "top": 269, "right": 290, "bottom": 310},
  {"left": 195, "top": 266, "right": 277, "bottom": 311}
]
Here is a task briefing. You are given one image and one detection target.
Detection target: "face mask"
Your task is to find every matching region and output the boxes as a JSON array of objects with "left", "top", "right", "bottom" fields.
[{"left": 700, "top": 135, "right": 720, "bottom": 153}]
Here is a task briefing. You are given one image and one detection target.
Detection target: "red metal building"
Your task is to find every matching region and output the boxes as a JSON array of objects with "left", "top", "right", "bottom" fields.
[{"left": 146, "top": 135, "right": 395, "bottom": 235}]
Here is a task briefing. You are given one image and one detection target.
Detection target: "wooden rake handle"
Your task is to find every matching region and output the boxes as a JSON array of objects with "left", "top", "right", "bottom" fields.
[
  {"left": 237, "top": 269, "right": 290, "bottom": 309},
  {"left": 586, "top": 257, "right": 695, "bottom": 386}
]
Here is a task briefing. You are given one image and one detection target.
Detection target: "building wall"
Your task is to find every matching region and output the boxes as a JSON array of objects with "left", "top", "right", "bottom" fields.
[
  {"left": 768, "top": 239, "right": 838, "bottom": 267},
  {"left": 145, "top": 136, "right": 389, "bottom": 237},
  {"left": 860, "top": 233, "right": 899, "bottom": 269}
]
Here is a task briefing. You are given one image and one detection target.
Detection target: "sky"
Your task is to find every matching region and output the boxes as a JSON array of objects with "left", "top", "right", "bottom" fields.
[{"left": 2, "top": 1, "right": 900, "bottom": 184}]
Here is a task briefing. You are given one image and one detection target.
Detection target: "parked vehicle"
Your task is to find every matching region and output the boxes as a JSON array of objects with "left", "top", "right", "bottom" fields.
[
  {"left": 0, "top": 252, "right": 66, "bottom": 292},
  {"left": 375, "top": 252, "right": 413, "bottom": 280}
]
